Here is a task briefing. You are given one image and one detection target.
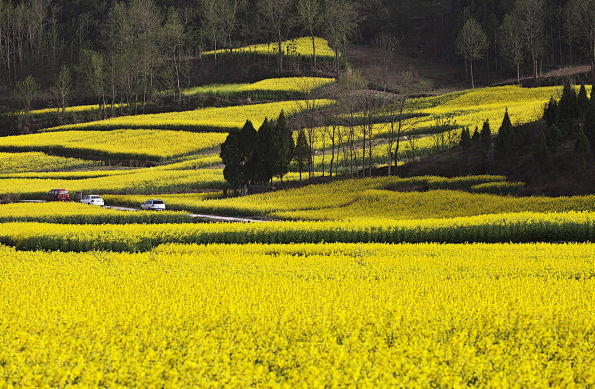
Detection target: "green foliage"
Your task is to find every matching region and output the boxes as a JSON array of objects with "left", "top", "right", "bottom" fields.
[
  {"left": 495, "top": 109, "right": 514, "bottom": 157},
  {"left": 293, "top": 129, "right": 310, "bottom": 180},
  {"left": 220, "top": 121, "right": 258, "bottom": 190},
  {"left": 577, "top": 84, "right": 589, "bottom": 117},
  {"left": 471, "top": 126, "right": 480, "bottom": 146},
  {"left": 480, "top": 119, "right": 491, "bottom": 146},
  {"left": 543, "top": 98, "right": 559, "bottom": 127},
  {"left": 15, "top": 76, "right": 39, "bottom": 112},
  {"left": 460, "top": 127, "right": 471, "bottom": 150},
  {"left": 533, "top": 125, "right": 550, "bottom": 167},
  {"left": 546, "top": 124, "right": 563, "bottom": 153},
  {"left": 221, "top": 112, "right": 295, "bottom": 188},
  {"left": 558, "top": 81, "right": 577, "bottom": 130}
]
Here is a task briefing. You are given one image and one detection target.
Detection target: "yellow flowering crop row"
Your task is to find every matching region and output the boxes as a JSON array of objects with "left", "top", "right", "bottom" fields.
[
  {"left": 237, "top": 77, "right": 335, "bottom": 93},
  {"left": 0, "top": 168, "right": 227, "bottom": 199},
  {"left": 103, "top": 176, "right": 510, "bottom": 218},
  {"left": 0, "top": 130, "right": 227, "bottom": 162},
  {"left": 183, "top": 77, "right": 335, "bottom": 99},
  {"left": 275, "top": 189, "right": 595, "bottom": 221},
  {"left": 1, "top": 242, "right": 594, "bottom": 386},
  {"left": 43, "top": 100, "right": 334, "bottom": 132},
  {"left": 410, "top": 85, "right": 592, "bottom": 134},
  {"left": 0, "top": 202, "right": 194, "bottom": 224},
  {"left": 203, "top": 36, "right": 335, "bottom": 58},
  {"left": 1, "top": 211, "right": 592, "bottom": 251},
  {"left": 22, "top": 103, "right": 127, "bottom": 116},
  {"left": 0, "top": 152, "right": 102, "bottom": 174}
]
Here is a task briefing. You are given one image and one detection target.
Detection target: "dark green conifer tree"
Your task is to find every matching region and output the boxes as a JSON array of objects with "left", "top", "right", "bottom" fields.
[
  {"left": 496, "top": 109, "right": 514, "bottom": 157},
  {"left": 480, "top": 119, "right": 491, "bottom": 146},
  {"left": 577, "top": 84, "right": 589, "bottom": 118},
  {"left": 543, "top": 98, "right": 559, "bottom": 127},
  {"left": 460, "top": 127, "right": 471, "bottom": 150},
  {"left": 558, "top": 81, "right": 577, "bottom": 132},
  {"left": 294, "top": 129, "right": 310, "bottom": 181},
  {"left": 471, "top": 126, "right": 480, "bottom": 146}
]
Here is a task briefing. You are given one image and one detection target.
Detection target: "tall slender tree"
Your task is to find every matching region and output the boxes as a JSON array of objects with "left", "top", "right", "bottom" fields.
[
  {"left": 456, "top": 17, "right": 489, "bottom": 89},
  {"left": 297, "top": 0, "right": 321, "bottom": 69},
  {"left": 515, "top": 0, "right": 545, "bottom": 80}
]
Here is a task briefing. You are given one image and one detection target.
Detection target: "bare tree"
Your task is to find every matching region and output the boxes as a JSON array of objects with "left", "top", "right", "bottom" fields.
[
  {"left": 384, "top": 70, "right": 421, "bottom": 176},
  {"left": 515, "top": 0, "right": 545, "bottom": 81},
  {"left": 499, "top": 13, "right": 525, "bottom": 84},
  {"left": 201, "top": 0, "right": 222, "bottom": 59},
  {"left": 324, "top": 0, "right": 357, "bottom": 77},
  {"left": 456, "top": 17, "right": 489, "bottom": 89},
  {"left": 258, "top": 0, "right": 291, "bottom": 74},
  {"left": 162, "top": 8, "right": 186, "bottom": 105},
  {"left": 375, "top": 32, "right": 398, "bottom": 93},
  {"left": 297, "top": 0, "right": 321, "bottom": 69},
  {"left": 568, "top": 0, "right": 595, "bottom": 79},
  {"left": 53, "top": 65, "right": 70, "bottom": 118}
]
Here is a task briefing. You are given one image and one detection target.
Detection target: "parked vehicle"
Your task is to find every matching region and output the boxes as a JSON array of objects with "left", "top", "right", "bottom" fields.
[
  {"left": 47, "top": 189, "right": 69, "bottom": 202},
  {"left": 81, "top": 195, "right": 104, "bottom": 206},
  {"left": 141, "top": 199, "right": 166, "bottom": 211}
]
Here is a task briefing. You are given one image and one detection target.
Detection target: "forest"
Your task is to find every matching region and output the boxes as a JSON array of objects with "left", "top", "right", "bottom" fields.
[{"left": 0, "top": 0, "right": 594, "bottom": 112}]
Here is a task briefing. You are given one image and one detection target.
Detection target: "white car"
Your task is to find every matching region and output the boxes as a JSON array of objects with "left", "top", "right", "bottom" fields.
[
  {"left": 81, "top": 195, "right": 104, "bottom": 206},
  {"left": 141, "top": 199, "right": 166, "bottom": 211}
]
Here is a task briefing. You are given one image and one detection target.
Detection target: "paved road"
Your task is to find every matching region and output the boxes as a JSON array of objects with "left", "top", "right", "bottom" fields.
[{"left": 102, "top": 205, "right": 266, "bottom": 223}]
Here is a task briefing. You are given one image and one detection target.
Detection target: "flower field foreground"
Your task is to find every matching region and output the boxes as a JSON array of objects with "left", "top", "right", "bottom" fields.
[
  {"left": 1, "top": 211, "right": 592, "bottom": 251},
  {"left": 0, "top": 243, "right": 594, "bottom": 386},
  {"left": 43, "top": 100, "right": 334, "bottom": 132}
]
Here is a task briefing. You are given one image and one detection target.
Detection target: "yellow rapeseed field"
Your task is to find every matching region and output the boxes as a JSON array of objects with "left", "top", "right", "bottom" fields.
[
  {"left": 0, "top": 130, "right": 227, "bottom": 162},
  {"left": 0, "top": 243, "right": 594, "bottom": 386},
  {"left": 236, "top": 77, "right": 335, "bottom": 93},
  {"left": 203, "top": 36, "right": 335, "bottom": 58},
  {"left": 43, "top": 100, "right": 334, "bottom": 132},
  {"left": 0, "top": 152, "right": 102, "bottom": 174}
]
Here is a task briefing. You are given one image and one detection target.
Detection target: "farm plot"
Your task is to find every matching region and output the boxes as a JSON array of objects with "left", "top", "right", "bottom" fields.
[
  {"left": 0, "top": 130, "right": 227, "bottom": 163},
  {"left": 2, "top": 211, "right": 592, "bottom": 251},
  {"left": 43, "top": 100, "right": 334, "bottom": 132},
  {"left": 105, "top": 176, "right": 595, "bottom": 221},
  {"left": 184, "top": 77, "right": 335, "bottom": 100},
  {"left": 203, "top": 36, "right": 335, "bottom": 58},
  {"left": 0, "top": 152, "right": 103, "bottom": 174}
]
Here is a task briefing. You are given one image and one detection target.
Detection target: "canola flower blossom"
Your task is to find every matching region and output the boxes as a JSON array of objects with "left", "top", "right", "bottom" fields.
[
  {"left": 203, "top": 36, "right": 335, "bottom": 58},
  {"left": 0, "top": 152, "right": 102, "bottom": 174},
  {"left": 0, "top": 130, "right": 227, "bottom": 162},
  {"left": 42, "top": 100, "right": 334, "bottom": 132},
  {"left": 0, "top": 242, "right": 594, "bottom": 386}
]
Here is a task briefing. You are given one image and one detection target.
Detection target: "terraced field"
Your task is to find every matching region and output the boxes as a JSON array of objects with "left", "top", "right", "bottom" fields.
[{"left": 1, "top": 71, "right": 593, "bottom": 387}]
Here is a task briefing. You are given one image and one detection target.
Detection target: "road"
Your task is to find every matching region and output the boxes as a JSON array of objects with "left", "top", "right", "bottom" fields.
[{"left": 102, "top": 205, "right": 267, "bottom": 223}]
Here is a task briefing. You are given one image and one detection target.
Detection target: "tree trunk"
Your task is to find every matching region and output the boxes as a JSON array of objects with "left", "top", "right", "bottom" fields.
[
  {"left": 311, "top": 31, "right": 316, "bottom": 69},
  {"left": 516, "top": 62, "right": 520, "bottom": 85},
  {"left": 470, "top": 60, "right": 475, "bottom": 89},
  {"left": 278, "top": 28, "right": 282, "bottom": 74}
]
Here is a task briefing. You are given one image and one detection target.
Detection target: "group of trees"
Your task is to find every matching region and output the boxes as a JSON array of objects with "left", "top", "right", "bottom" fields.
[
  {"left": 538, "top": 82, "right": 595, "bottom": 169},
  {"left": 220, "top": 111, "right": 294, "bottom": 191},
  {"left": 3, "top": 0, "right": 595, "bottom": 110},
  {"left": 456, "top": 0, "right": 595, "bottom": 87},
  {"left": 1, "top": 0, "right": 360, "bottom": 111}
]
